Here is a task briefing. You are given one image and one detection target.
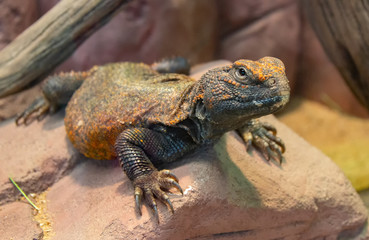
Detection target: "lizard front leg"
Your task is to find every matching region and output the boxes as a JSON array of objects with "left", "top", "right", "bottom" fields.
[
  {"left": 114, "top": 127, "right": 197, "bottom": 222},
  {"left": 237, "top": 119, "right": 285, "bottom": 164}
]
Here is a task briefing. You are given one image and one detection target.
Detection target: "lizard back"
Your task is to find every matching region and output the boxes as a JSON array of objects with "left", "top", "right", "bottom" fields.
[{"left": 64, "top": 62, "right": 196, "bottom": 160}]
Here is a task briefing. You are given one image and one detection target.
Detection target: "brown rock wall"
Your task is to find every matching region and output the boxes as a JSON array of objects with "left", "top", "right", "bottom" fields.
[
  {"left": 1, "top": 0, "right": 368, "bottom": 118},
  {"left": 0, "top": 0, "right": 39, "bottom": 49}
]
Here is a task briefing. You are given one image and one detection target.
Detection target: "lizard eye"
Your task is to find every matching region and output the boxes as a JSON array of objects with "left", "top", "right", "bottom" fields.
[{"left": 235, "top": 67, "right": 248, "bottom": 80}]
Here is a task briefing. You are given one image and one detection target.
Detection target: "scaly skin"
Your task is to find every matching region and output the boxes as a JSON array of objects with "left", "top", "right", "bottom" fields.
[{"left": 16, "top": 57, "right": 290, "bottom": 223}]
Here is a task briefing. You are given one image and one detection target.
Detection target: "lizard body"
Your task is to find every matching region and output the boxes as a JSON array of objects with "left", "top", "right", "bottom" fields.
[{"left": 16, "top": 57, "right": 290, "bottom": 222}]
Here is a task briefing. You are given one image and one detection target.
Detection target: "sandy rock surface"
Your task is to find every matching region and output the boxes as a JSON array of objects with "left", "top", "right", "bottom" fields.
[
  {"left": 0, "top": 111, "right": 81, "bottom": 205},
  {"left": 0, "top": 113, "right": 367, "bottom": 239},
  {"left": 45, "top": 116, "right": 369, "bottom": 239},
  {"left": 0, "top": 201, "right": 43, "bottom": 239}
]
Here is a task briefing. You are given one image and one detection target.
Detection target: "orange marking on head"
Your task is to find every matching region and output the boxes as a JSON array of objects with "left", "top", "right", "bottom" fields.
[{"left": 233, "top": 57, "right": 286, "bottom": 83}]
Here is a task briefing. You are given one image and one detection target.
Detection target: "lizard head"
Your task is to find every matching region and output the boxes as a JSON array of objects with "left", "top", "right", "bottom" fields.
[{"left": 199, "top": 57, "right": 290, "bottom": 124}]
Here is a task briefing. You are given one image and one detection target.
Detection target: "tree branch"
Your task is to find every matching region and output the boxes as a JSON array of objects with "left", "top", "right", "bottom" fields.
[
  {"left": 0, "top": 0, "right": 131, "bottom": 98},
  {"left": 303, "top": 0, "right": 369, "bottom": 111}
]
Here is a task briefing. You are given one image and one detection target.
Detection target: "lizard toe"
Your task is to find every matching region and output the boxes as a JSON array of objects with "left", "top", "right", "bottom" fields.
[
  {"left": 152, "top": 188, "right": 174, "bottom": 213},
  {"left": 144, "top": 190, "right": 159, "bottom": 223},
  {"left": 159, "top": 169, "right": 179, "bottom": 182},
  {"left": 160, "top": 177, "right": 183, "bottom": 195},
  {"left": 250, "top": 125, "right": 285, "bottom": 164},
  {"left": 132, "top": 169, "right": 182, "bottom": 223},
  {"left": 15, "top": 97, "right": 50, "bottom": 126}
]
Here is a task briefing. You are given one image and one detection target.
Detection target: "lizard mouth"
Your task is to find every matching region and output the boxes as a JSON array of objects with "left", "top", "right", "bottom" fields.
[
  {"left": 204, "top": 90, "right": 290, "bottom": 122},
  {"left": 237, "top": 92, "right": 289, "bottom": 118},
  {"left": 252, "top": 91, "right": 289, "bottom": 107},
  {"left": 254, "top": 93, "right": 289, "bottom": 107}
]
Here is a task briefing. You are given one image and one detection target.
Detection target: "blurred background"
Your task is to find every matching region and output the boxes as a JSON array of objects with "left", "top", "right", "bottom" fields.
[{"left": 0, "top": 0, "right": 368, "bottom": 204}]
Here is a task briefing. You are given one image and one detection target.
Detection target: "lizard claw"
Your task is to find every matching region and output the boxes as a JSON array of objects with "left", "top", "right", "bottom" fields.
[
  {"left": 15, "top": 97, "right": 51, "bottom": 126},
  {"left": 134, "top": 187, "right": 143, "bottom": 216},
  {"left": 133, "top": 169, "right": 181, "bottom": 223},
  {"left": 160, "top": 169, "right": 179, "bottom": 182},
  {"left": 251, "top": 124, "right": 285, "bottom": 164},
  {"left": 239, "top": 121, "right": 285, "bottom": 164}
]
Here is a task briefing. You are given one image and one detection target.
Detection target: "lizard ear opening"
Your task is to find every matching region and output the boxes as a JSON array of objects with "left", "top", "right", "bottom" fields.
[{"left": 195, "top": 99, "right": 207, "bottom": 120}]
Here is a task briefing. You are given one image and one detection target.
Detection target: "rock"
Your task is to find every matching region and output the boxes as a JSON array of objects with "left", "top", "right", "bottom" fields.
[
  {"left": 0, "top": 0, "right": 39, "bottom": 50},
  {"left": 218, "top": 0, "right": 295, "bottom": 33},
  {"left": 0, "top": 85, "right": 41, "bottom": 121},
  {"left": 0, "top": 201, "right": 43, "bottom": 239},
  {"left": 279, "top": 97, "right": 369, "bottom": 191},
  {"left": 0, "top": 111, "right": 81, "bottom": 205},
  {"left": 44, "top": 115, "right": 368, "bottom": 239},
  {"left": 359, "top": 189, "right": 369, "bottom": 212},
  {"left": 0, "top": 59, "right": 367, "bottom": 239},
  {"left": 0, "top": 0, "right": 41, "bottom": 120},
  {"left": 39, "top": 0, "right": 217, "bottom": 72}
]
